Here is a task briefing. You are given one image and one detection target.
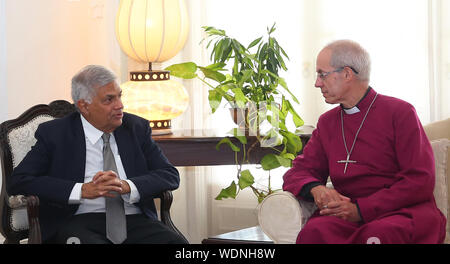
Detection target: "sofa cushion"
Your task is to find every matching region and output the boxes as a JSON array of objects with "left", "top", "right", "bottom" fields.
[
  {"left": 430, "top": 138, "right": 450, "bottom": 243},
  {"left": 424, "top": 118, "right": 450, "bottom": 141}
]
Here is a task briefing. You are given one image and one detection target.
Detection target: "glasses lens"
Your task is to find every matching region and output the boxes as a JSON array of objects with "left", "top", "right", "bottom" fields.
[{"left": 317, "top": 72, "right": 325, "bottom": 80}]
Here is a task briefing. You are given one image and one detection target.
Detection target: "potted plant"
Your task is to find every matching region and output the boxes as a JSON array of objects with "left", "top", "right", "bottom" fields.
[{"left": 165, "top": 24, "right": 303, "bottom": 203}]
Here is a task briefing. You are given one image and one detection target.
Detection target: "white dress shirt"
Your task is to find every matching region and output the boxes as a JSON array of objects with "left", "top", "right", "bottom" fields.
[{"left": 68, "top": 115, "right": 142, "bottom": 215}]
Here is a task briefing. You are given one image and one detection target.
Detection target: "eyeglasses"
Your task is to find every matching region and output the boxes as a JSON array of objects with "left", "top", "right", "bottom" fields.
[{"left": 316, "top": 66, "right": 359, "bottom": 80}]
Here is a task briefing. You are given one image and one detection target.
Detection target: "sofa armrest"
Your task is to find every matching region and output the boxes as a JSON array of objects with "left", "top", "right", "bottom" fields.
[{"left": 258, "top": 191, "right": 317, "bottom": 244}]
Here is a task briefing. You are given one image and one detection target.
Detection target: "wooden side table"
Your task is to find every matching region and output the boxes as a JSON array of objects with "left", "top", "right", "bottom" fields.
[
  {"left": 201, "top": 226, "right": 273, "bottom": 244},
  {"left": 154, "top": 127, "right": 314, "bottom": 166}
]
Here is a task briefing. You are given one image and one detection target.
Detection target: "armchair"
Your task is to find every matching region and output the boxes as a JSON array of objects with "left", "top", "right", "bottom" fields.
[
  {"left": 258, "top": 118, "right": 450, "bottom": 243},
  {"left": 0, "top": 100, "right": 187, "bottom": 243}
]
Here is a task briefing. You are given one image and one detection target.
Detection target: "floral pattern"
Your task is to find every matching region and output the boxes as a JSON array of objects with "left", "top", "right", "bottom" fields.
[{"left": 7, "top": 115, "right": 54, "bottom": 231}]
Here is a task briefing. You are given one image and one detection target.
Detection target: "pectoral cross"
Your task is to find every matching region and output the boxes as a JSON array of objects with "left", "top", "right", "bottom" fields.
[{"left": 337, "top": 154, "right": 356, "bottom": 174}]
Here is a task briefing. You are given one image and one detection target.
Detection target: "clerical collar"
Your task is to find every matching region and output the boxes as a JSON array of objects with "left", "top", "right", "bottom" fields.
[{"left": 341, "top": 87, "right": 372, "bottom": 115}]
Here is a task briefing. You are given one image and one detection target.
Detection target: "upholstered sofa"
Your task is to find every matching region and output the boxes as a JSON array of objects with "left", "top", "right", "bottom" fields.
[{"left": 258, "top": 118, "right": 450, "bottom": 244}]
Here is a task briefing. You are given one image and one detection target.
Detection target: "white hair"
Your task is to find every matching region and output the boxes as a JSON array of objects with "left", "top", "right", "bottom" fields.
[
  {"left": 324, "top": 40, "right": 371, "bottom": 81},
  {"left": 71, "top": 65, "right": 117, "bottom": 109}
]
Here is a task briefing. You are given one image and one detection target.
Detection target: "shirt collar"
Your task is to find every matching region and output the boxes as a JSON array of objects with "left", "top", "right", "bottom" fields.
[
  {"left": 80, "top": 115, "right": 105, "bottom": 145},
  {"left": 340, "top": 86, "right": 373, "bottom": 115},
  {"left": 342, "top": 106, "right": 360, "bottom": 115}
]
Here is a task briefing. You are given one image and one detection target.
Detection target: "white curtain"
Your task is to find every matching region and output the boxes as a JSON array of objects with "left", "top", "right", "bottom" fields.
[
  {"left": 161, "top": 0, "right": 450, "bottom": 243},
  {"left": 160, "top": 0, "right": 214, "bottom": 244}
]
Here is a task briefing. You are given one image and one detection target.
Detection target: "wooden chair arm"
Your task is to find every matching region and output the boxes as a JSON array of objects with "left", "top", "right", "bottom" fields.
[
  {"left": 25, "top": 195, "right": 41, "bottom": 244},
  {"left": 157, "top": 190, "right": 189, "bottom": 243}
]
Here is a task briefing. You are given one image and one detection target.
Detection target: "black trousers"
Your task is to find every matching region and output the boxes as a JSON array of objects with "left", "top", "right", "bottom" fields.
[{"left": 46, "top": 213, "right": 187, "bottom": 244}]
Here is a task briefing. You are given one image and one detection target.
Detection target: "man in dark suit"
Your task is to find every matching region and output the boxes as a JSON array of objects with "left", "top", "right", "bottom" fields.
[{"left": 7, "top": 65, "right": 187, "bottom": 244}]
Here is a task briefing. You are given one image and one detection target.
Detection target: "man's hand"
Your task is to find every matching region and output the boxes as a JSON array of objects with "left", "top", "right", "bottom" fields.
[
  {"left": 319, "top": 200, "right": 362, "bottom": 222},
  {"left": 310, "top": 185, "right": 361, "bottom": 222},
  {"left": 310, "top": 185, "right": 349, "bottom": 209},
  {"left": 81, "top": 171, "right": 130, "bottom": 199}
]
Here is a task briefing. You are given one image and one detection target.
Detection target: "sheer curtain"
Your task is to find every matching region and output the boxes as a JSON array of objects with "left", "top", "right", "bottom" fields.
[{"left": 129, "top": 0, "right": 450, "bottom": 243}]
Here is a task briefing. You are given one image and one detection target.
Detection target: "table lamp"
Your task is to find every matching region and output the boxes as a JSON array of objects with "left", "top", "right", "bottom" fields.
[{"left": 115, "top": 0, "right": 189, "bottom": 135}]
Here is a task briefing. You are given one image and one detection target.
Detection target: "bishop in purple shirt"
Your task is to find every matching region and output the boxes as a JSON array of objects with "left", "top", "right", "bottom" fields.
[{"left": 283, "top": 40, "right": 446, "bottom": 243}]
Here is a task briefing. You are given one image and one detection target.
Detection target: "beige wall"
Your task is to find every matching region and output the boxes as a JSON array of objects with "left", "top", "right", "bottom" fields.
[{"left": 1, "top": 0, "right": 122, "bottom": 121}]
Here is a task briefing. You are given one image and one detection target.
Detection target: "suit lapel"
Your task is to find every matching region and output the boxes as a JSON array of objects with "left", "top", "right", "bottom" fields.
[{"left": 69, "top": 113, "right": 87, "bottom": 183}]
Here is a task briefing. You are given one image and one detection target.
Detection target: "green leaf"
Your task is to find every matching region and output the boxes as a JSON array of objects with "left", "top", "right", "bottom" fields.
[
  {"left": 266, "top": 104, "right": 287, "bottom": 130},
  {"left": 280, "top": 131, "right": 303, "bottom": 154},
  {"left": 261, "top": 70, "right": 300, "bottom": 104},
  {"left": 267, "top": 23, "right": 276, "bottom": 34},
  {"left": 279, "top": 79, "right": 299, "bottom": 104},
  {"left": 260, "top": 153, "right": 292, "bottom": 170},
  {"left": 164, "top": 62, "right": 198, "bottom": 79},
  {"left": 259, "top": 43, "right": 268, "bottom": 63},
  {"left": 208, "top": 90, "right": 222, "bottom": 113},
  {"left": 216, "top": 138, "right": 240, "bottom": 152},
  {"left": 203, "top": 26, "right": 226, "bottom": 37},
  {"left": 248, "top": 36, "right": 263, "bottom": 49},
  {"left": 231, "top": 88, "right": 248, "bottom": 108},
  {"left": 260, "top": 132, "right": 283, "bottom": 147},
  {"left": 278, "top": 44, "right": 290, "bottom": 61},
  {"left": 199, "top": 66, "right": 226, "bottom": 83},
  {"left": 281, "top": 153, "right": 296, "bottom": 160},
  {"left": 231, "top": 39, "right": 246, "bottom": 54},
  {"left": 206, "top": 62, "right": 227, "bottom": 71},
  {"left": 220, "top": 82, "right": 234, "bottom": 92},
  {"left": 237, "top": 69, "right": 254, "bottom": 87},
  {"left": 213, "top": 38, "right": 230, "bottom": 63},
  {"left": 215, "top": 181, "right": 237, "bottom": 200},
  {"left": 284, "top": 99, "right": 304, "bottom": 127},
  {"left": 227, "top": 128, "right": 247, "bottom": 144},
  {"left": 258, "top": 194, "right": 266, "bottom": 204},
  {"left": 290, "top": 108, "right": 304, "bottom": 128},
  {"left": 238, "top": 170, "right": 255, "bottom": 190}
]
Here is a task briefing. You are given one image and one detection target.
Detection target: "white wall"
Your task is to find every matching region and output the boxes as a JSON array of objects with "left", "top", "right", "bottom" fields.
[
  {"left": 1, "top": 0, "right": 122, "bottom": 121},
  {"left": 0, "top": 0, "right": 7, "bottom": 122}
]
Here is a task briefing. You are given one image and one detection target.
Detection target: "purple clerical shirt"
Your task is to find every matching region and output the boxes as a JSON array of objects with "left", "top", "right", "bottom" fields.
[{"left": 283, "top": 88, "right": 446, "bottom": 243}]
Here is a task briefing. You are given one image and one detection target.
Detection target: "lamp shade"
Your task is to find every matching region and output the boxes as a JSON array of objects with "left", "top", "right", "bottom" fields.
[{"left": 115, "top": 0, "right": 189, "bottom": 63}]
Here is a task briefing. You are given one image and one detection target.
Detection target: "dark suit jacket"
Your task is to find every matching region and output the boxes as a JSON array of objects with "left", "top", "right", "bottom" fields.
[{"left": 7, "top": 112, "right": 180, "bottom": 241}]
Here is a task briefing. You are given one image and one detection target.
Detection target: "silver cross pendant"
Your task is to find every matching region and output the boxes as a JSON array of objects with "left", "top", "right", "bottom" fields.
[{"left": 337, "top": 154, "right": 356, "bottom": 174}]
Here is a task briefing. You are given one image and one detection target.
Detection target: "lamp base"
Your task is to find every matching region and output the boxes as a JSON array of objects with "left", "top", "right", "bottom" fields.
[
  {"left": 151, "top": 128, "right": 173, "bottom": 136},
  {"left": 150, "top": 119, "right": 172, "bottom": 136}
]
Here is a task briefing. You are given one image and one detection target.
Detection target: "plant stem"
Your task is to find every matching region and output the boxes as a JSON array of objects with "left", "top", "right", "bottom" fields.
[
  {"left": 242, "top": 143, "right": 247, "bottom": 164},
  {"left": 197, "top": 76, "right": 216, "bottom": 89}
]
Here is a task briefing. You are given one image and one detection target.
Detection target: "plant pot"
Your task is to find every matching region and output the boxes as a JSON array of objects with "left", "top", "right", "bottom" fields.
[
  {"left": 229, "top": 107, "right": 249, "bottom": 130},
  {"left": 229, "top": 102, "right": 267, "bottom": 137}
]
